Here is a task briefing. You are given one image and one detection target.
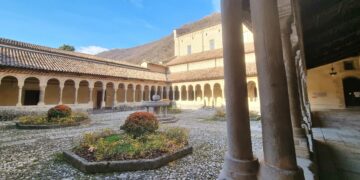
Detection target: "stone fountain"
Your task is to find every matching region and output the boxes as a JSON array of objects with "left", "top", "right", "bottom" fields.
[{"left": 141, "top": 95, "right": 178, "bottom": 123}]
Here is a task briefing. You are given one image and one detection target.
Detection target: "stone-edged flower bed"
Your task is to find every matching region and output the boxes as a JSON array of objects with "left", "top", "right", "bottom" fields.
[
  {"left": 63, "top": 146, "right": 193, "bottom": 174},
  {"left": 15, "top": 118, "right": 89, "bottom": 129},
  {"left": 64, "top": 112, "right": 192, "bottom": 173},
  {"left": 15, "top": 105, "right": 90, "bottom": 129}
]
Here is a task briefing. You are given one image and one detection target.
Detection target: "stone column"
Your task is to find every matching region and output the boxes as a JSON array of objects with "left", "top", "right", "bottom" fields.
[
  {"left": 280, "top": 16, "right": 310, "bottom": 159},
  {"left": 221, "top": 85, "right": 225, "bottom": 105},
  {"left": 113, "top": 87, "right": 118, "bottom": 108},
  {"left": 166, "top": 87, "right": 170, "bottom": 100},
  {"left": 202, "top": 87, "right": 205, "bottom": 105},
  {"left": 89, "top": 87, "right": 94, "bottom": 107},
  {"left": 219, "top": 0, "right": 259, "bottom": 179},
  {"left": 211, "top": 86, "right": 215, "bottom": 107},
  {"left": 133, "top": 88, "right": 136, "bottom": 102},
  {"left": 179, "top": 88, "right": 182, "bottom": 101},
  {"left": 172, "top": 87, "right": 176, "bottom": 101},
  {"left": 160, "top": 87, "right": 164, "bottom": 99},
  {"left": 38, "top": 84, "right": 46, "bottom": 106},
  {"left": 124, "top": 86, "right": 128, "bottom": 103},
  {"left": 250, "top": 0, "right": 304, "bottom": 179},
  {"left": 16, "top": 80, "right": 24, "bottom": 107},
  {"left": 140, "top": 86, "right": 144, "bottom": 102},
  {"left": 101, "top": 86, "right": 106, "bottom": 108},
  {"left": 184, "top": 87, "right": 188, "bottom": 101},
  {"left": 59, "top": 84, "right": 64, "bottom": 105},
  {"left": 193, "top": 89, "right": 196, "bottom": 102},
  {"left": 74, "top": 83, "right": 79, "bottom": 105}
]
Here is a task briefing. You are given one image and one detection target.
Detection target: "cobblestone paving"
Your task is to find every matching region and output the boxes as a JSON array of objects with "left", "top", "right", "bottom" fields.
[{"left": 0, "top": 109, "right": 263, "bottom": 180}]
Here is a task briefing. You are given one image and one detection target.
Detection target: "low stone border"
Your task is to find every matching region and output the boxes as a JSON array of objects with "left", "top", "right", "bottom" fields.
[
  {"left": 63, "top": 146, "right": 193, "bottom": 174},
  {"left": 15, "top": 119, "right": 90, "bottom": 130},
  {"left": 158, "top": 117, "right": 179, "bottom": 124}
]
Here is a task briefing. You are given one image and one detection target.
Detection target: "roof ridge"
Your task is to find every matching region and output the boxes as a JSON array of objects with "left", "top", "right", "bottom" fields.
[{"left": 0, "top": 37, "right": 142, "bottom": 68}]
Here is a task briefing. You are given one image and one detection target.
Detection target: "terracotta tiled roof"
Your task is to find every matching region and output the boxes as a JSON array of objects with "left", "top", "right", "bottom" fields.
[
  {"left": 0, "top": 38, "right": 167, "bottom": 81},
  {"left": 167, "top": 44, "right": 254, "bottom": 66},
  {"left": 168, "top": 64, "right": 257, "bottom": 82}
]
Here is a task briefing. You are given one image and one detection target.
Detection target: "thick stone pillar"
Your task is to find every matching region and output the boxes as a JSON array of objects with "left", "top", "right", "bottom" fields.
[
  {"left": 193, "top": 89, "right": 195, "bottom": 102},
  {"left": 38, "top": 85, "right": 46, "bottom": 106},
  {"left": 16, "top": 81, "right": 24, "bottom": 107},
  {"left": 250, "top": 0, "right": 304, "bottom": 179},
  {"left": 219, "top": 0, "right": 259, "bottom": 179},
  {"left": 179, "top": 88, "right": 182, "bottom": 101},
  {"left": 280, "top": 16, "right": 310, "bottom": 159}
]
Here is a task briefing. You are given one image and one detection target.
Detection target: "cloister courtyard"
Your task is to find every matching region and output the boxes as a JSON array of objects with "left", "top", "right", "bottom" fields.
[
  {"left": 1, "top": 0, "right": 359, "bottom": 179},
  {"left": 0, "top": 109, "right": 262, "bottom": 179}
]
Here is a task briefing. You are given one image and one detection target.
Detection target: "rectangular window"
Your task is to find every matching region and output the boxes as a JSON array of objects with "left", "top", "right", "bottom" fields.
[
  {"left": 209, "top": 39, "right": 215, "bottom": 50},
  {"left": 344, "top": 61, "right": 355, "bottom": 70},
  {"left": 187, "top": 45, "right": 192, "bottom": 55}
]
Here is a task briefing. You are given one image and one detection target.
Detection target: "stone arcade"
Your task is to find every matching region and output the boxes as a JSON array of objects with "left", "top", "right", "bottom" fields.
[{"left": 1, "top": 0, "right": 360, "bottom": 179}]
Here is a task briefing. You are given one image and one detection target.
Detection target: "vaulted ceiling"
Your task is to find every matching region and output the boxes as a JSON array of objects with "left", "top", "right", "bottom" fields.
[
  {"left": 300, "top": 0, "right": 360, "bottom": 68},
  {"left": 242, "top": 0, "right": 360, "bottom": 69}
]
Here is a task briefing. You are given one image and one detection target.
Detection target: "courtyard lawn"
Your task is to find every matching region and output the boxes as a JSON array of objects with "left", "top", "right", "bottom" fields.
[{"left": 0, "top": 109, "right": 263, "bottom": 179}]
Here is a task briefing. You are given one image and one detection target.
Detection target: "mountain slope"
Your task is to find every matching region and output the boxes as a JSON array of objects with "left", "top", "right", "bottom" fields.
[
  {"left": 97, "top": 35, "right": 174, "bottom": 65},
  {"left": 97, "top": 13, "right": 221, "bottom": 65}
]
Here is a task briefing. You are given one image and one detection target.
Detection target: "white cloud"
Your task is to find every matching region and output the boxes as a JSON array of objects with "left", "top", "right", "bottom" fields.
[
  {"left": 212, "top": 0, "right": 221, "bottom": 12},
  {"left": 77, "top": 46, "right": 109, "bottom": 55}
]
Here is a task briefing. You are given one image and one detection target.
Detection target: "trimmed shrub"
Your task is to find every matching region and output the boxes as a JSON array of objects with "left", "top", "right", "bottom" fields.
[
  {"left": 48, "top": 105, "right": 72, "bottom": 120},
  {"left": 120, "top": 112, "right": 159, "bottom": 137}
]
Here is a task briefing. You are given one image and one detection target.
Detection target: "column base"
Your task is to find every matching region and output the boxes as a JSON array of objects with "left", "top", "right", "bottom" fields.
[
  {"left": 16, "top": 103, "right": 22, "bottom": 107},
  {"left": 218, "top": 153, "right": 259, "bottom": 180},
  {"left": 293, "top": 128, "right": 311, "bottom": 159},
  {"left": 259, "top": 162, "right": 304, "bottom": 180}
]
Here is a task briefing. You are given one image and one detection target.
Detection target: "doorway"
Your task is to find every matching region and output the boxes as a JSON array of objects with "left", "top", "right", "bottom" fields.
[
  {"left": 24, "top": 90, "right": 40, "bottom": 105},
  {"left": 343, "top": 77, "right": 360, "bottom": 107},
  {"left": 96, "top": 91, "right": 103, "bottom": 109}
]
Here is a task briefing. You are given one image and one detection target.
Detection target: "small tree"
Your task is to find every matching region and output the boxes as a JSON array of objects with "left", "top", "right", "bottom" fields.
[{"left": 59, "top": 44, "right": 75, "bottom": 51}]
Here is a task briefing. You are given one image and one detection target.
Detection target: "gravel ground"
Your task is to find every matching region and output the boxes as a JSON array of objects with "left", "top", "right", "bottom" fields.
[{"left": 0, "top": 109, "right": 263, "bottom": 180}]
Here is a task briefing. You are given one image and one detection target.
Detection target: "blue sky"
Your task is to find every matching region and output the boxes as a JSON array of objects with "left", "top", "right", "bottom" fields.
[{"left": 0, "top": 0, "right": 220, "bottom": 54}]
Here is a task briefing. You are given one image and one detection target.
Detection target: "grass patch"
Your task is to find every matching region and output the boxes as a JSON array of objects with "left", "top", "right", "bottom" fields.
[
  {"left": 53, "top": 152, "right": 66, "bottom": 164},
  {"left": 74, "top": 128, "right": 189, "bottom": 162},
  {"left": 201, "top": 108, "right": 261, "bottom": 122}
]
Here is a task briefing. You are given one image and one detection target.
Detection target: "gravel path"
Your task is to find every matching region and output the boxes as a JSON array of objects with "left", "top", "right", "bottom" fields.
[{"left": 0, "top": 109, "right": 263, "bottom": 180}]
